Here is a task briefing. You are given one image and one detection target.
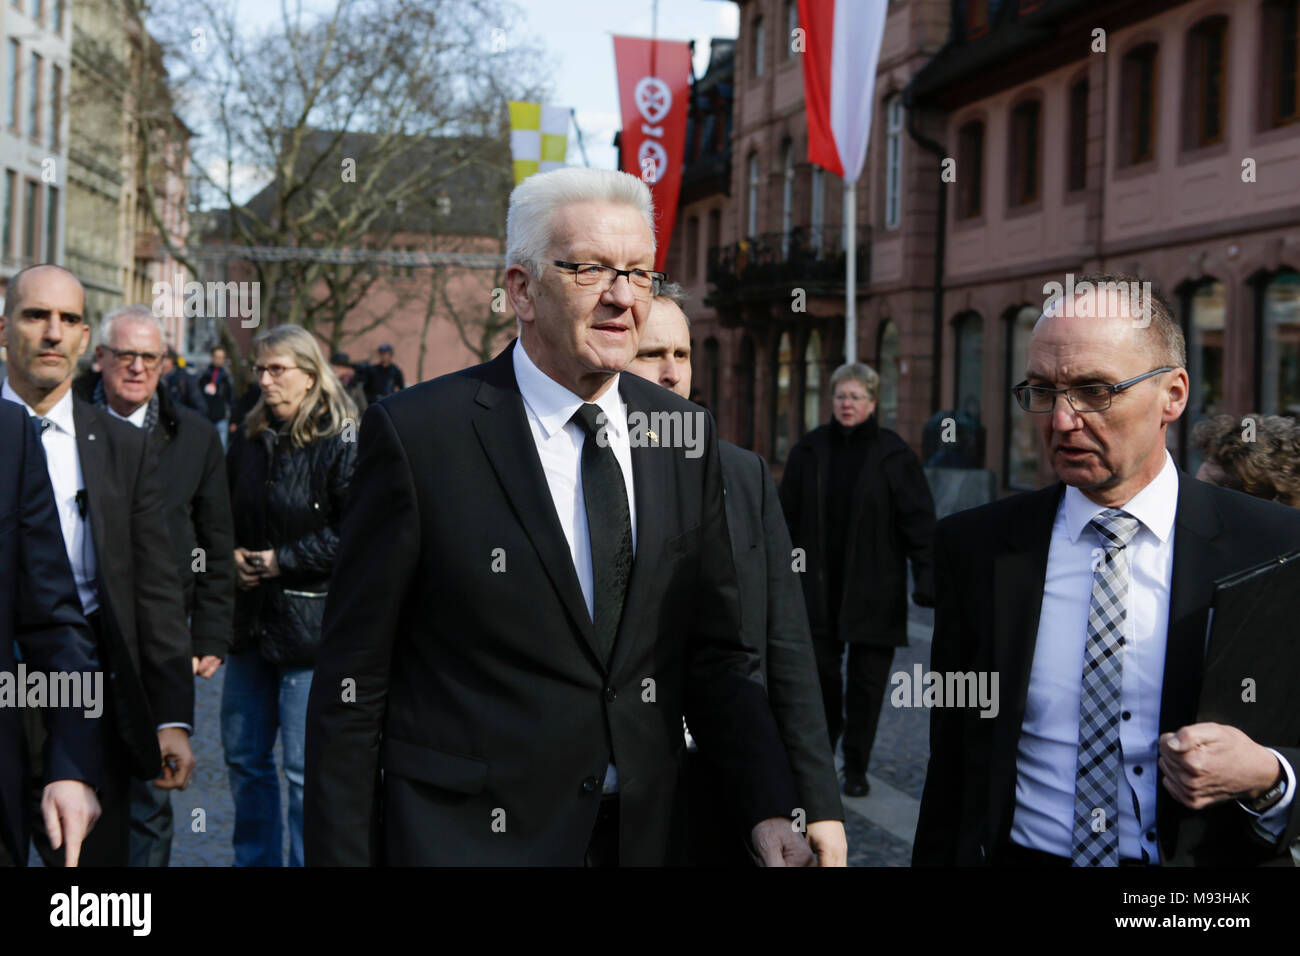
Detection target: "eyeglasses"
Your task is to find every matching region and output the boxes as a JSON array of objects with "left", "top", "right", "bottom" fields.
[
  {"left": 253, "top": 363, "right": 301, "bottom": 379},
  {"left": 102, "top": 347, "right": 163, "bottom": 370},
  {"left": 1012, "top": 367, "right": 1175, "bottom": 414},
  {"left": 551, "top": 260, "right": 667, "bottom": 298}
]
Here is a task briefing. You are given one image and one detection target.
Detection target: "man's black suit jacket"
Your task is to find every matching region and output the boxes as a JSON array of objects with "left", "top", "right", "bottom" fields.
[
  {"left": 70, "top": 399, "right": 193, "bottom": 779},
  {"left": 73, "top": 374, "right": 236, "bottom": 661},
  {"left": 304, "top": 341, "right": 798, "bottom": 865},
  {"left": 718, "top": 441, "right": 841, "bottom": 824},
  {"left": 0, "top": 400, "right": 103, "bottom": 863},
  {"left": 913, "top": 470, "right": 1300, "bottom": 866}
]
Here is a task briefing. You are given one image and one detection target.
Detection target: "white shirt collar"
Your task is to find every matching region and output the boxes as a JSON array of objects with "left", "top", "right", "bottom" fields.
[
  {"left": 512, "top": 338, "right": 626, "bottom": 441},
  {"left": 1062, "top": 449, "right": 1178, "bottom": 545},
  {"left": 2, "top": 378, "right": 77, "bottom": 438},
  {"left": 107, "top": 400, "right": 149, "bottom": 429}
]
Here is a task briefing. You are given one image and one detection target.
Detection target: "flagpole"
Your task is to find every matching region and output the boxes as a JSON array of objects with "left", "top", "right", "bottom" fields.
[
  {"left": 844, "top": 180, "right": 857, "bottom": 364},
  {"left": 570, "top": 108, "right": 591, "bottom": 167}
]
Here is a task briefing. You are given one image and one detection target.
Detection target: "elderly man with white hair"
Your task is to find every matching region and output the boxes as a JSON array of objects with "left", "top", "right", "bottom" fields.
[
  {"left": 74, "top": 304, "right": 235, "bottom": 866},
  {"left": 305, "top": 167, "right": 814, "bottom": 866}
]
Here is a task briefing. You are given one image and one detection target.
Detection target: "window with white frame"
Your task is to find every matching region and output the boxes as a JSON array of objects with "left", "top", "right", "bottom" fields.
[
  {"left": 810, "top": 164, "right": 824, "bottom": 252},
  {"left": 885, "top": 95, "right": 904, "bottom": 229},
  {"left": 781, "top": 140, "right": 794, "bottom": 257},
  {"left": 747, "top": 151, "right": 760, "bottom": 237}
]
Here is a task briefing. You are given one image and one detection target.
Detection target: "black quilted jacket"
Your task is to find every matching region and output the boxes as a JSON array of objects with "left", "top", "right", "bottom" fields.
[{"left": 227, "top": 420, "right": 357, "bottom": 667}]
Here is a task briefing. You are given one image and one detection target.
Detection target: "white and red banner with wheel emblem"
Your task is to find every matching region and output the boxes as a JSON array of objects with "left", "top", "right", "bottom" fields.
[{"left": 612, "top": 36, "right": 693, "bottom": 273}]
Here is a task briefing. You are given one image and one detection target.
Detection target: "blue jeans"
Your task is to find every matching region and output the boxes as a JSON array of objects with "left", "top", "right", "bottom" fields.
[{"left": 220, "top": 650, "right": 313, "bottom": 866}]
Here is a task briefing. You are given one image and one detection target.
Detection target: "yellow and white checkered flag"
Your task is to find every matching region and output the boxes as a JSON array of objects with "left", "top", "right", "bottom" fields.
[{"left": 509, "top": 102, "right": 570, "bottom": 185}]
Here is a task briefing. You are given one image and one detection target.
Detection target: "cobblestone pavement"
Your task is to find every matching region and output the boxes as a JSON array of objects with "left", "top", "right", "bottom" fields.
[
  {"left": 844, "top": 813, "right": 916, "bottom": 867},
  {"left": 49, "top": 600, "right": 938, "bottom": 868},
  {"left": 170, "top": 665, "right": 290, "bottom": 866},
  {"left": 835, "top": 603, "right": 934, "bottom": 867}
]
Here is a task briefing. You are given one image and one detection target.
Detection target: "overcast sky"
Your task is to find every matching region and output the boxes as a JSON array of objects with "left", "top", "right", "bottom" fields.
[
  {"left": 219, "top": 0, "right": 738, "bottom": 171},
  {"left": 187, "top": 1, "right": 737, "bottom": 201}
]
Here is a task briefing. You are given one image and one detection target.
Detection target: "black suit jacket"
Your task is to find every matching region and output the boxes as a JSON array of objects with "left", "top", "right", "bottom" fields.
[
  {"left": 0, "top": 400, "right": 103, "bottom": 863},
  {"left": 304, "top": 341, "right": 797, "bottom": 865},
  {"left": 73, "top": 374, "right": 235, "bottom": 660},
  {"left": 913, "top": 471, "right": 1300, "bottom": 866},
  {"left": 719, "top": 441, "right": 841, "bottom": 824},
  {"left": 779, "top": 417, "right": 936, "bottom": 647},
  {"left": 71, "top": 399, "right": 194, "bottom": 779},
  {"left": 146, "top": 391, "right": 235, "bottom": 660}
]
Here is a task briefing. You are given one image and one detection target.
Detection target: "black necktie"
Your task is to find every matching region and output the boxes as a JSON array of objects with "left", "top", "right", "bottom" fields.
[{"left": 571, "top": 403, "right": 633, "bottom": 663}]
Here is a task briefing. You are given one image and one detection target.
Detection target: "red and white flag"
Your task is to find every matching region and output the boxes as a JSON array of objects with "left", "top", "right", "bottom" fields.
[
  {"left": 612, "top": 36, "right": 693, "bottom": 273},
  {"left": 797, "top": 0, "right": 889, "bottom": 183}
]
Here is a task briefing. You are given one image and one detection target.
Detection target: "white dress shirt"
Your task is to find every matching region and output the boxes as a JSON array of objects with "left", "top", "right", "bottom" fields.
[
  {"left": 1011, "top": 451, "right": 1294, "bottom": 862},
  {"left": 107, "top": 401, "right": 149, "bottom": 429},
  {"left": 3, "top": 380, "right": 99, "bottom": 615},
  {"left": 5, "top": 380, "right": 192, "bottom": 735},
  {"left": 512, "top": 340, "right": 636, "bottom": 792}
]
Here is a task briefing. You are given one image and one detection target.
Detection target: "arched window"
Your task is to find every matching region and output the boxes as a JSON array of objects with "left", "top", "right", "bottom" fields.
[
  {"left": 774, "top": 331, "right": 794, "bottom": 463},
  {"left": 803, "top": 330, "right": 822, "bottom": 432},
  {"left": 752, "top": 15, "right": 766, "bottom": 78},
  {"left": 885, "top": 95, "right": 904, "bottom": 229},
  {"left": 954, "top": 312, "right": 984, "bottom": 422},
  {"left": 737, "top": 334, "right": 756, "bottom": 449},
  {"left": 1008, "top": 99, "right": 1041, "bottom": 206},
  {"left": 1006, "top": 306, "right": 1040, "bottom": 489},
  {"left": 1260, "top": 1, "right": 1299, "bottom": 129},
  {"left": 1185, "top": 17, "right": 1228, "bottom": 148},
  {"left": 1067, "top": 76, "right": 1089, "bottom": 192},
  {"left": 685, "top": 215, "right": 700, "bottom": 281},
  {"left": 810, "top": 163, "right": 825, "bottom": 252},
  {"left": 702, "top": 337, "right": 721, "bottom": 413},
  {"left": 781, "top": 140, "right": 795, "bottom": 257},
  {"left": 747, "top": 151, "right": 760, "bottom": 237},
  {"left": 1182, "top": 280, "right": 1226, "bottom": 472},
  {"left": 1260, "top": 271, "right": 1300, "bottom": 415},
  {"left": 956, "top": 120, "right": 984, "bottom": 219},
  {"left": 877, "top": 320, "right": 899, "bottom": 430},
  {"left": 1120, "top": 43, "right": 1159, "bottom": 166}
]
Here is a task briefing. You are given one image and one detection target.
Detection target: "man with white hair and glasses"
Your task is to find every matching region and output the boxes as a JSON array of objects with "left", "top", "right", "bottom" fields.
[
  {"left": 74, "top": 304, "right": 235, "bottom": 866},
  {"left": 306, "top": 167, "right": 814, "bottom": 866}
]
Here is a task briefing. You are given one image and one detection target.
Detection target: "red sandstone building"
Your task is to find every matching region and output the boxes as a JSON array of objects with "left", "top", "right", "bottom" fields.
[{"left": 674, "top": 0, "right": 1300, "bottom": 490}]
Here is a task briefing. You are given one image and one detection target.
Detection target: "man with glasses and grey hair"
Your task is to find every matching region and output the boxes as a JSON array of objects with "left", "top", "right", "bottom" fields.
[
  {"left": 75, "top": 304, "right": 235, "bottom": 865},
  {"left": 915, "top": 274, "right": 1300, "bottom": 867},
  {"left": 306, "top": 167, "right": 812, "bottom": 866}
]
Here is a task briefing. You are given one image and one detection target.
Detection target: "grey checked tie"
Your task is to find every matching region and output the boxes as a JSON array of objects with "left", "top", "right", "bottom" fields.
[{"left": 1072, "top": 507, "right": 1140, "bottom": 867}]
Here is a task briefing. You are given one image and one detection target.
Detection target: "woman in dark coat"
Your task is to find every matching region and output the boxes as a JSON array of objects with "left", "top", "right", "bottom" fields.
[
  {"left": 223, "top": 324, "right": 357, "bottom": 866},
  {"left": 779, "top": 362, "right": 936, "bottom": 797}
]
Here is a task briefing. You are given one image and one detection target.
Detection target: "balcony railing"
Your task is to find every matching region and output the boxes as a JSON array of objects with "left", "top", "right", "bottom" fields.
[{"left": 706, "top": 225, "right": 870, "bottom": 308}]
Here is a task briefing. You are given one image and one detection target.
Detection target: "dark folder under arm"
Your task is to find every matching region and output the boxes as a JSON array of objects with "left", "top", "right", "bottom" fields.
[{"left": 1196, "top": 549, "right": 1300, "bottom": 743}]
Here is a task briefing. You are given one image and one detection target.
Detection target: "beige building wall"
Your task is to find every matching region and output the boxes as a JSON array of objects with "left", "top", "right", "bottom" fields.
[{"left": 0, "top": 0, "right": 70, "bottom": 295}]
